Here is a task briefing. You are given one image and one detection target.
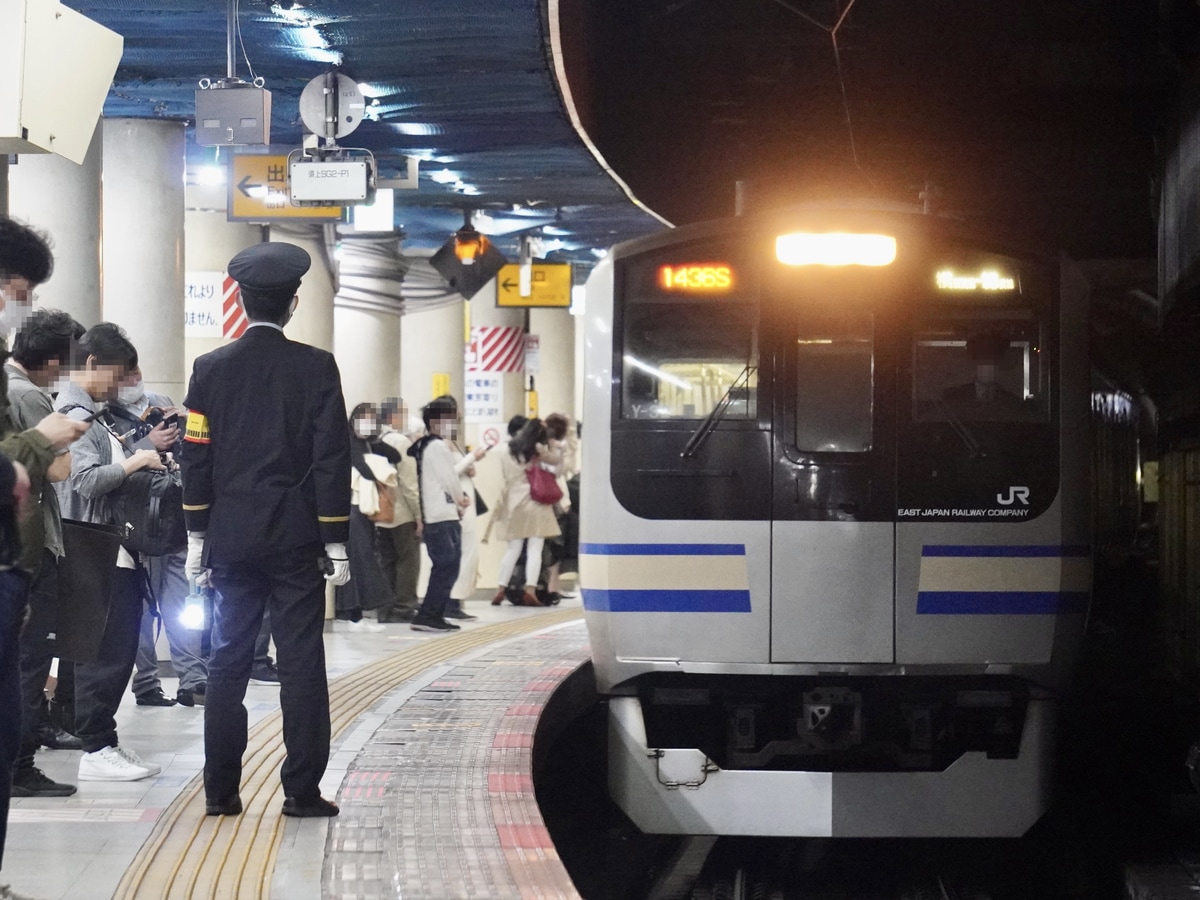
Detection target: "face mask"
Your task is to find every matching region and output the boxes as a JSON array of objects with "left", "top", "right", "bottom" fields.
[
  {"left": 118, "top": 380, "right": 146, "bottom": 406},
  {"left": 354, "top": 419, "right": 377, "bottom": 439},
  {"left": 0, "top": 289, "right": 33, "bottom": 334}
]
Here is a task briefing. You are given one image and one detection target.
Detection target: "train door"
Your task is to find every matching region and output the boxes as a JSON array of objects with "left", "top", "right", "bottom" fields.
[{"left": 769, "top": 299, "right": 897, "bottom": 663}]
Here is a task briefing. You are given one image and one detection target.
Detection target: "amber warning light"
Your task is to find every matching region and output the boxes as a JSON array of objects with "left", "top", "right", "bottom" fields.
[
  {"left": 776, "top": 232, "right": 897, "bottom": 267},
  {"left": 658, "top": 264, "right": 734, "bottom": 291}
]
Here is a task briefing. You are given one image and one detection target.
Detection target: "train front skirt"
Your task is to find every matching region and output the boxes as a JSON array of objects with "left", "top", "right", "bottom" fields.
[{"left": 608, "top": 695, "right": 1054, "bottom": 837}]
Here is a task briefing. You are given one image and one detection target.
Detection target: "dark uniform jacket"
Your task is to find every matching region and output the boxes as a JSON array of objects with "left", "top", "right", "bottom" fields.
[{"left": 180, "top": 325, "right": 351, "bottom": 565}]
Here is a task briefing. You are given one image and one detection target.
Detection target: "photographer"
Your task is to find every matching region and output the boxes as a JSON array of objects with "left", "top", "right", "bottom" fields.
[
  {"left": 7, "top": 309, "right": 87, "bottom": 799},
  {"left": 113, "top": 369, "right": 206, "bottom": 708},
  {"left": 55, "top": 324, "right": 163, "bottom": 783}
]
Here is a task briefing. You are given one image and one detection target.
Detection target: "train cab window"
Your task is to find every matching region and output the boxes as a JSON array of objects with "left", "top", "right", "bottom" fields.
[
  {"left": 793, "top": 315, "right": 874, "bottom": 452},
  {"left": 913, "top": 315, "right": 1048, "bottom": 423},
  {"left": 621, "top": 301, "right": 758, "bottom": 419}
]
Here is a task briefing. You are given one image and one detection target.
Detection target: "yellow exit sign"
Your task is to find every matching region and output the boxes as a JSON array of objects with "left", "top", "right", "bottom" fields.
[
  {"left": 228, "top": 154, "right": 342, "bottom": 222},
  {"left": 495, "top": 264, "right": 571, "bottom": 308}
]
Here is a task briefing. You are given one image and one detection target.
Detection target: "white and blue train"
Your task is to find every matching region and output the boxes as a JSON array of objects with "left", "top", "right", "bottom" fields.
[{"left": 578, "top": 207, "right": 1091, "bottom": 838}]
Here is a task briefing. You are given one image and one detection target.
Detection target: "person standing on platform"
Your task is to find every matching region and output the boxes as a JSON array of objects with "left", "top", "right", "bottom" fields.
[
  {"left": 56, "top": 324, "right": 166, "bottom": 784},
  {"left": 406, "top": 396, "right": 470, "bottom": 633},
  {"left": 181, "top": 242, "right": 351, "bottom": 819},
  {"left": 7, "top": 309, "right": 86, "bottom": 798},
  {"left": 111, "top": 369, "right": 208, "bottom": 707},
  {"left": 0, "top": 219, "right": 90, "bottom": 866},
  {"left": 374, "top": 398, "right": 421, "bottom": 623}
]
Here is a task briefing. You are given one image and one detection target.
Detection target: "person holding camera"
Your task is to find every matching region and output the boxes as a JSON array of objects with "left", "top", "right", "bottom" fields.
[
  {"left": 6, "top": 309, "right": 87, "bottom": 798},
  {"left": 55, "top": 323, "right": 165, "bottom": 783},
  {"left": 113, "top": 369, "right": 207, "bottom": 708}
]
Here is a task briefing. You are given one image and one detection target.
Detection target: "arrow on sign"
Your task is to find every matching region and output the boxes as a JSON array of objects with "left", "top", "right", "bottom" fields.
[
  {"left": 500, "top": 278, "right": 518, "bottom": 292},
  {"left": 237, "top": 175, "right": 264, "bottom": 198}
]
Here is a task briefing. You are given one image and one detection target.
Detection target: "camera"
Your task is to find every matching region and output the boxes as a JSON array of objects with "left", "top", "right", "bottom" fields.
[{"left": 145, "top": 407, "right": 181, "bottom": 429}]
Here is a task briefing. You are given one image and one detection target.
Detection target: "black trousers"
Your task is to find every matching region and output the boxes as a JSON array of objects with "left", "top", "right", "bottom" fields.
[
  {"left": 74, "top": 566, "right": 142, "bottom": 752},
  {"left": 205, "top": 545, "right": 330, "bottom": 803},
  {"left": 17, "top": 551, "right": 57, "bottom": 767},
  {"left": 0, "top": 568, "right": 30, "bottom": 867}
]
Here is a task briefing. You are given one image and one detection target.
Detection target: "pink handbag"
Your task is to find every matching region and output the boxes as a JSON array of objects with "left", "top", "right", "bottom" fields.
[{"left": 526, "top": 463, "right": 563, "bottom": 505}]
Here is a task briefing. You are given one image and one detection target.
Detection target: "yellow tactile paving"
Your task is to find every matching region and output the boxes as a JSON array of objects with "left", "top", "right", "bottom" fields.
[{"left": 113, "top": 608, "right": 582, "bottom": 900}]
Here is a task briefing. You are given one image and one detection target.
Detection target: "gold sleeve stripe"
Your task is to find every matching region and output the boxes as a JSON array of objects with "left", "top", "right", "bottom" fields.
[
  {"left": 182, "top": 503, "right": 211, "bottom": 511},
  {"left": 184, "top": 410, "right": 211, "bottom": 444},
  {"left": 318, "top": 515, "right": 351, "bottom": 523}
]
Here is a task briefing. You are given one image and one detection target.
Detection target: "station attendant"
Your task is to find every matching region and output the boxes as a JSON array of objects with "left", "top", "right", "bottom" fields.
[{"left": 181, "top": 242, "right": 352, "bottom": 819}]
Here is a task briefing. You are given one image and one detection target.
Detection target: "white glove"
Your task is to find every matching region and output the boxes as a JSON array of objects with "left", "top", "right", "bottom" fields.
[
  {"left": 323, "top": 542, "right": 350, "bottom": 586},
  {"left": 185, "top": 531, "right": 210, "bottom": 586}
]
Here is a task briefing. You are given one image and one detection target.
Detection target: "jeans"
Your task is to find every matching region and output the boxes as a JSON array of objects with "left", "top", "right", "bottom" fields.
[
  {"left": 0, "top": 568, "right": 30, "bottom": 867},
  {"left": 132, "top": 552, "right": 208, "bottom": 695},
  {"left": 416, "top": 520, "right": 460, "bottom": 624}
]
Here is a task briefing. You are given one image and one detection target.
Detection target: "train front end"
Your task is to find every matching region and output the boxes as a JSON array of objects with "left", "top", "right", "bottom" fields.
[{"left": 579, "top": 210, "right": 1090, "bottom": 838}]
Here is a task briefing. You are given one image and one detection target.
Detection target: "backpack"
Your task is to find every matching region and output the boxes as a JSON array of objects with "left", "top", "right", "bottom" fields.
[{"left": 110, "top": 467, "right": 187, "bottom": 557}]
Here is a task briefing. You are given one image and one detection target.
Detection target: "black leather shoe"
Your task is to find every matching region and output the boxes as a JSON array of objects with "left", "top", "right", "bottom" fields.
[
  {"left": 36, "top": 724, "right": 83, "bottom": 751},
  {"left": 282, "top": 796, "right": 339, "bottom": 818},
  {"left": 135, "top": 688, "right": 177, "bottom": 707},
  {"left": 176, "top": 685, "right": 206, "bottom": 707},
  {"left": 205, "top": 795, "right": 242, "bottom": 816}
]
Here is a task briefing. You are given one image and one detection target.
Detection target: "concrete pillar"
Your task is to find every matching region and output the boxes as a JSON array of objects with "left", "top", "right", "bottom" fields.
[
  {"left": 529, "top": 307, "right": 576, "bottom": 421},
  {"left": 270, "top": 226, "right": 334, "bottom": 353},
  {"left": 182, "top": 196, "right": 260, "bottom": 381},
  {"left": 334, "top": 305, "right": 401, "bottom": 409},
  {"left": 8, "top": 126, "right": 103, "bottom": 326},
  {"left": 101, "top": 118, "right": 185, "bottom": 401},
  {"left": 400, "top": 299, "right": 464, "bottom": 413}
]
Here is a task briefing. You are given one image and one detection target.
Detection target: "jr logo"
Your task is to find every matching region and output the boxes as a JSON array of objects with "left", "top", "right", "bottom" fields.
[{"left": 996, "top": 486, "right": 1030, "bottom": 506}]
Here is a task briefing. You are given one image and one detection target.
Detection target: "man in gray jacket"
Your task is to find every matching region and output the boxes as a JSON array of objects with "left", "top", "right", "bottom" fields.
[{"left": 55, "top": 324, "right": 165, "bottom": 783}]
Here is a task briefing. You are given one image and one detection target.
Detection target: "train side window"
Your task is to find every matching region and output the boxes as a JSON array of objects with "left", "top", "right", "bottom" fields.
[
  {"left": 621, "top": 301, "right": 758, "bottom": 419},
  {"left": 793, "top": 315, "right": 874, "bottom": 453},
  {"left": 913, "top": 316, "right": 1048, "bottom": 423}
]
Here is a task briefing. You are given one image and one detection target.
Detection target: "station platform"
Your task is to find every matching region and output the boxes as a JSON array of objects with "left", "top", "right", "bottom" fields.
[{"left": 2, "top": 594, "right": 589, "bottom": 900}]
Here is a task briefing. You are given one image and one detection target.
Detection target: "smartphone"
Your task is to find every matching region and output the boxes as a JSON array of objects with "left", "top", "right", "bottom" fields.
[{"left": 79, "top": 405, "right": 108, "bottom": 423}]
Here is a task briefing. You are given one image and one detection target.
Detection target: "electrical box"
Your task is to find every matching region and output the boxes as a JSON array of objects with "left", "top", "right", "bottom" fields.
[
  {"left": 194, "top": 82, "right": 271, "bottom": 146},
  {"left": 0, "top": 0, "right": 123, "bottom": 163},
  {"left": 288, "top": 158, "right": 370, "bottom": 204}
]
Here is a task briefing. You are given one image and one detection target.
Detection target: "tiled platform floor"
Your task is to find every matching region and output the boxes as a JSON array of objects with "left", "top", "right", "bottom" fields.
[{"left": 1, "top": 592, "right": 584, "bottom": 900}]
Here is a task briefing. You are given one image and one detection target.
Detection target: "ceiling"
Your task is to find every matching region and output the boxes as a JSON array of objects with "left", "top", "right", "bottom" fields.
[
  {"left": 57, "top": 0, "right": 1200, "bottom": 285},
  {"left": 62, "top": 0, "right": 668, "bottom": 271}
]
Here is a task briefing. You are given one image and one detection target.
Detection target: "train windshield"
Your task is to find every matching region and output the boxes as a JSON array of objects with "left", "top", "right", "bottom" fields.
[
  {"left": 621, "top": 301, "right": 758, "bottom": 419},
  {"left": 794, "top": 313, "right": 874, "bottom": 452},
  {"left": 912, "top": 311, "right": 1048, "bottom": 423}
]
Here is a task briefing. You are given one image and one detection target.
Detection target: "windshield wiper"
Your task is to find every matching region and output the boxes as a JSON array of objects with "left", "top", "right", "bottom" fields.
[
  {"left": 681, "top": 364, "right": 757, "bottom": 459},
  {"left": 936, "top": 399, "right": 985, "bottom": 459}
]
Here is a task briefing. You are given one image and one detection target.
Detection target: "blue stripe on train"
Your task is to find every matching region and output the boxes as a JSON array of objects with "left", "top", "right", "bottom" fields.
[
  {"left": 580, "top": 543, "right": 745, "bottom": 556},
  {"left": 582, "top": 588, "right": 752, "bottom": 613},
  {"left": 921, "top": 545, "right": 1091, "bottom": 558},
  {"left": 917, "top": 591, "right": 1090, "bottom": 614}
]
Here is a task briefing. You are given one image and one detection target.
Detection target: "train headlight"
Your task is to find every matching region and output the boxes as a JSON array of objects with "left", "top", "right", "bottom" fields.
[{"left": 776, "top": 232, "right": 896, "bottom": 267}]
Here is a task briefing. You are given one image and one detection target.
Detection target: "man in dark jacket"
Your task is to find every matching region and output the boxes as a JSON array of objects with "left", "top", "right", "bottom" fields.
[
  {"left": 0, "top": 218, "right": 90, "bottom": 864},
  {"left": 181, "top": 242, "right": 352, "bottom": 819}
]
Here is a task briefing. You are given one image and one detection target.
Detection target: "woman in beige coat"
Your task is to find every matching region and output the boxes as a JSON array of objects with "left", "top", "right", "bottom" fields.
[{"left": 490, "top": 418, "right": 560, "bottom": 607}]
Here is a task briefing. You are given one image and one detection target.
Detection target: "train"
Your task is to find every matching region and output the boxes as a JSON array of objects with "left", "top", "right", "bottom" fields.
[{"left": 577, "top": 206, "right": 1092, "bottom": 838}]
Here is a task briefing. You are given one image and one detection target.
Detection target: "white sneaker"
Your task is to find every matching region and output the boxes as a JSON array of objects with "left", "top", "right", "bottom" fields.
[
  {"left": 115, "top": 745, "right": 161, "bottom": 776},
  {"left": 78, "top": 745, "right": 153, "bottom": 782},
  {"left": 345, "top": 619, "right": 386, "bottom": 633}
]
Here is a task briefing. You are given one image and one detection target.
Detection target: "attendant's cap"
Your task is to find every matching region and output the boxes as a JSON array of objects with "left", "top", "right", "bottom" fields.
[{"left": 227, "top": 243, "right": 311, "bottom": 293}]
